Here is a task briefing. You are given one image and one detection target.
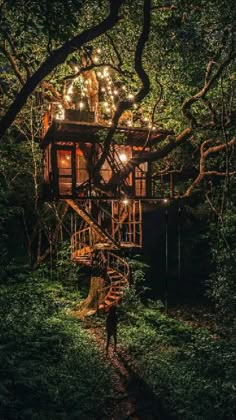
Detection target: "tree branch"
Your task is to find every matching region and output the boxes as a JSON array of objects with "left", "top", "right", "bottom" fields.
[
  {"left": 0, "top": 44, "right": 25, "bottom": 85},
  {"left": 182, "top": 44, "right": 236, "bottom": 127},
  {"left": 118, "top": 127, "right": 193, "bottom": 181},
  {"left": 94, "top": 0, "right": 152, "bottom": 175},
  {"left": 181, "top": 136, "right": 236, "bottom": 197},
  {"left": 0, "top": 0, "right": 125, "bottom": 139}
]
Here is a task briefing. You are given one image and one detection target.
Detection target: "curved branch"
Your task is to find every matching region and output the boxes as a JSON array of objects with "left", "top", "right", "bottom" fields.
[
  {"left": 94, "top": 0, "right": 152, "bottom": 174},
  {"left": 105, "top": 32, "right": 123, "bottom": 69},
  {"left": 3, "top": 31, "right": 31, "bottom": 78},
  {"left": 118, "top": 127, "right": 193, "bottom": 180},
  {"left": 0, "top": 0, "right": 125, "bottom": 139},
  {"left": 182, "top": 48, "right": 236, "bottom": 127},
  {"left": 63, "top": 61, "right": 122, "bottom": 81},
  {"left": 181, "top": 136, "right": 236, "bottom": 197},
  {"left": 141, "top": 77, "right": 164, "bottom": 151},
  {"left": 0, "top": 44, "right": 25, "bottom": 85}
]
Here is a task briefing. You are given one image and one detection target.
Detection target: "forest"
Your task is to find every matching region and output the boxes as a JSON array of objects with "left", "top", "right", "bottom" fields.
[{"left": 0, "top": 0, "right": 235, "bottom": 419}]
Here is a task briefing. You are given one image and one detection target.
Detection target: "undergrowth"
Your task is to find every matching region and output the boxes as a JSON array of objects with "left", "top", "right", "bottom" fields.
[
  {"left": 118, "top": 298, "right": 236, "bottom": 420},
  {"left": 0, "top": 272, "right": 112, "bottom": 420}
]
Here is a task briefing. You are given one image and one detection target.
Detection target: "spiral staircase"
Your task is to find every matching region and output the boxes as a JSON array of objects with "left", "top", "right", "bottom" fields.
[{"left": 67, "top": 199, "right": 142, "bottom": 313}]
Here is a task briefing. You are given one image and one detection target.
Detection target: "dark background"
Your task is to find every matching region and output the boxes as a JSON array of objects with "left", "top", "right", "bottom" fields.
[{"left": 140, "top": 200, "right": 211, "bottom": 304}]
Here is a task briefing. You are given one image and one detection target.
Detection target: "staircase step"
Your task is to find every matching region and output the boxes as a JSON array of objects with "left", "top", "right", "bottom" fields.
[
  {"left": 110, "top": 289, "right": 123, "bottom": 295},
  {"left": 108, "top": 274, "right": 123, "bottom": 280},
  {"left": 111, "top": 280, "right": 128, "bottom": 285},
  {"left": 66, "top": 199, "right": 120, "bottom": 249},
  {"left": 104, "top": 298, "right": 118, "bottom": 305},
  {"left": 108, "top": 294, "right": 122, "bottom": 299}
]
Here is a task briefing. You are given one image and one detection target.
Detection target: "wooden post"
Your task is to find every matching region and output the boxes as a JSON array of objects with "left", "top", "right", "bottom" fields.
[
  {"left": 161, "top": 174, "right": 164, "bottom": 198},
  {"left": 170, "top": 173, "right": 174, "bottom": 198},
  {"left": 72, "top": 144, "right": 76, "bottom": 197},
  {"left": 51, "top": 142, "right": 58, "bottom": 198}
]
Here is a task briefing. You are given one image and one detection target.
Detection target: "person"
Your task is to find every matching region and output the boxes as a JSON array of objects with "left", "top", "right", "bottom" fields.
[{"left": 105, "top": 306, "right": 118, "bottom": 355}]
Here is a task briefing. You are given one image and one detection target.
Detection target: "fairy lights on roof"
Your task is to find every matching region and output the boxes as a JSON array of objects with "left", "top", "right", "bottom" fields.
[{"left": 53, "top": 47, "right": 157, "bottom": 130}]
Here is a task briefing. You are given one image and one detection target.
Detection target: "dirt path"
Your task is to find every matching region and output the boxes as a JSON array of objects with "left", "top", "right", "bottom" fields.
[{"left": 83, "top": 319, "right": 173, "bottom": 420}]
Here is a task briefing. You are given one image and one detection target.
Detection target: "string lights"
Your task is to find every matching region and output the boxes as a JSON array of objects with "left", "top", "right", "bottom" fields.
[{"left": 56, "top": 48, "right": 158, "bottom": 130}]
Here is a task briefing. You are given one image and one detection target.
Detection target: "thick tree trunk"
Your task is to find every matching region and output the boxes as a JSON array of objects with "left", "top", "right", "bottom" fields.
[{"left": 75, "top": 277, "right": 106, "bottom": 317}]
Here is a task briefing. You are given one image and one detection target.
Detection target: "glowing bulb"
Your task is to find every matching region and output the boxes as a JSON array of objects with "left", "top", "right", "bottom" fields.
[
  {"left": 133, "top": 103, "right": 138, "bottom": 109},
  {"left": 127, "top": 120, "right": 132, "bottom": 126},
  {"left": 97, "top": 47, "right": 101, "bottom": 54},
  {"left": 101, "top": 87, "right": 106, "bottom": 92},
  {"left": 66, "top": 155, "right": 70, "bottom": 160},
  {"left": 97, "top": 71, "right": 102, "bottom": 77},
  {"left": 65, "top": 95, "right": 71, "bottom": 101},
  {"left": 113, "top": 90, "right": 118, "bottom": 95},
  {"left": 74, "top": 66, "right": 79, "bottom": 72},
  {"left": 61, "top": 159, "right": 66, "bottom": 164},
  {"left": 123, "top": 199, "right": 129, "bottom": 205},
  {"left": 84, "top": 80, "right": 89, "bottom": 85},
  {"left": 93, "top": 55, "right": 99, "bottom": 63},
  {"left": 79, "top": 101, "right": 84, "bottom": 109},
  {"left": 122, "top": 85, "right": 126, "bottom": 90},
  {"left": 152, "top": 126, "right": 156, "bottom": 131},
  {"left": 163, "top": 198, "right": 168, "bottom": 204},
  {"left": 128, "top": 93, "right": 134, "bottom": 100},
  {"left": 104, "top": 101, "right": 108, "bottom": 106},
  {"left": 119, "top": 153, "right": 128, "bottom": 162}
]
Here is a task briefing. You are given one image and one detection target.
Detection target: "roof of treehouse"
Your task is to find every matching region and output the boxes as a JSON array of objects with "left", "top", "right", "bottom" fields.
[{"left": 41, "top": 119, "right": 173, "bottom": 148}]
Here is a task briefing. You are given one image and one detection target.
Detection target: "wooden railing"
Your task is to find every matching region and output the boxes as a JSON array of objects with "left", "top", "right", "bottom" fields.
[
  {"left": 71, "top": 227, "right": 92, "bottom": 254},
  {"left": 107, "top": 252, "right": 130, "bottom": 281}
]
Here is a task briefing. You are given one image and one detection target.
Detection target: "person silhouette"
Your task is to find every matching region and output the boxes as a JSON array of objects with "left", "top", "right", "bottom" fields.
[{"left": 105, "top": 306, "right": 118, "bottom": 355}]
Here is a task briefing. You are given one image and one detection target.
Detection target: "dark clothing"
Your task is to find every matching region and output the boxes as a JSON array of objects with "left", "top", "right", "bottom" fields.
[
  {"left": 106, "top": 312, "right": 118, "bottom": 336},
  {"left": 105, "top": 307, "right": 118, "bottom": 354}
]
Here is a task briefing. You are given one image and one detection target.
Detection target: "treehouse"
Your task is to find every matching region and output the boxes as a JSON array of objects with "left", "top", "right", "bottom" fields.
[
  {"left": 41, "top": 111, "right": 172, "bottom": 201},
  {"left": 40, "top": 64, "right": 175, "bottom": 316}
]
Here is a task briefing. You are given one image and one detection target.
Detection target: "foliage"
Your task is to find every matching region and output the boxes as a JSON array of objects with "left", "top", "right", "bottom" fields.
[
  {"left": 121, "top": 255, "right": 150, "bottom": 308},
  {"left": 0, "top": 272, "right": 112, "bottom": 419},
  {"left": 207, "top": 203, "right": 236, "bottom": 321},
  {"left": 126, "top": 254, "right": 149, "bottom": 286},
  {"left": 0, "top": 1, "right": 236, "bottom": 417},
  {"left": 55, "top": 240, "right": 84, "bottom": 291},
  {"left": 119, "top": 300, "right": 236, "bottom": 419}
]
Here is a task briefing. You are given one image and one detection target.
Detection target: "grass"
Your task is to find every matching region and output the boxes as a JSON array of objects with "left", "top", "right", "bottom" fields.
[
  {"left": 118, "top": 300, "right": 236, "bottom": 420},
  {"left": 0, "top": 278, "right": 112, "bottom": 420}
]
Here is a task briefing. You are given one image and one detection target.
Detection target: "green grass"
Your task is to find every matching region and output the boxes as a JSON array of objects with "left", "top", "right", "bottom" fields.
[
  {"left": 0, "top": 278, "right": 112, "bottom": 420},
  {"left": 118, "top": 302, "right": 236, "bottom": 420}
]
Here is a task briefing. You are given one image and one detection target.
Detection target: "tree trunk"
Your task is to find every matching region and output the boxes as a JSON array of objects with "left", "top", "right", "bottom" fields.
[{"left": 75, "top": 276, "right": 106, "bottom": 317}]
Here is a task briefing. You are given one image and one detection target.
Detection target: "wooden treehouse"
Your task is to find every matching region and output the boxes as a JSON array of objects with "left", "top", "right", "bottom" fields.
[{"left": 40, "top": 67, "right": 175, "bottom": 316}]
